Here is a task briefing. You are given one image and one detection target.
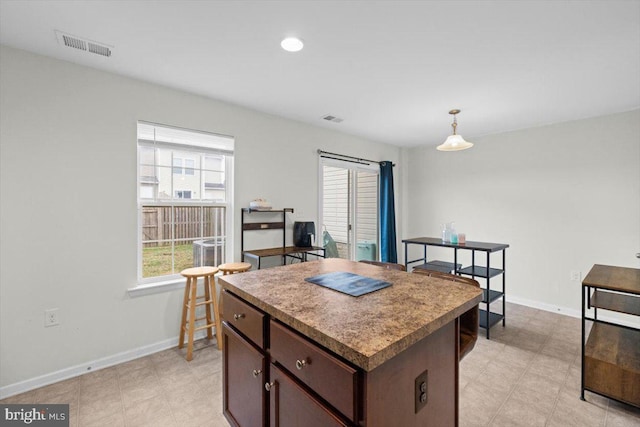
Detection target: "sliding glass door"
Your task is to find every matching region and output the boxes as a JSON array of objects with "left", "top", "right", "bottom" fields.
[{"left": 320, "top": 159, "right": 379, "bottom": 261}]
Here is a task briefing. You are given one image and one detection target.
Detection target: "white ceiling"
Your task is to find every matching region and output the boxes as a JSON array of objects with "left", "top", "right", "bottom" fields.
[{"left": 1, "top": 0, "right": 639, "bottom": 147}]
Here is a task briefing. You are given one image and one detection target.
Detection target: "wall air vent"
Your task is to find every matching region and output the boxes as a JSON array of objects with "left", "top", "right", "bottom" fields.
[
  {"left": 322, "top": 115, "right": 344, "bottom": 123},
  {"left": 55, "top": 30, "right": 112, "bottom": 57},
  {"left": 62, "top": 34, "right": 86, "bottom": 51}
]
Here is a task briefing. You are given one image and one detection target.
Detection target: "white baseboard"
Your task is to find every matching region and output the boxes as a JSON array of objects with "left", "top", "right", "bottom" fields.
[
  {"left": 506, "top": 295, "right": 581, "bottom": 318},
  {"left": 506, "top": 295, "right": 640, "bottom": 328},
  {"left": 0, "top": 331, "right": 209, "bottom": 400}
]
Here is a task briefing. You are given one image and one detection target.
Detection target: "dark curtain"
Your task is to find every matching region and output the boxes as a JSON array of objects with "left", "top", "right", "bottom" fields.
[{"left": 379, "top": 161, "right": 397, "bottom": 263}]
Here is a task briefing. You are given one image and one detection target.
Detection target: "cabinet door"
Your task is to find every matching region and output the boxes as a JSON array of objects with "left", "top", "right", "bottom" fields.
[
  {"left": 223, "top": 322, "right": 266, "bottom": 427},
  {"left": 268, "top": 364, "right": 349, "bottom": 427}
]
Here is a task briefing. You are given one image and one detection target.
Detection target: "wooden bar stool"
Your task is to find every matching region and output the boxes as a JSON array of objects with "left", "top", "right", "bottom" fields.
[
  {"left": 216, "top": 262, "right": 251, "bottom": 351},
  {"left": 218, "top": 262, "right": 252, "bottom": 275},
  {"left": 179, "top": 266, "right": 220, "bottom": 361}
]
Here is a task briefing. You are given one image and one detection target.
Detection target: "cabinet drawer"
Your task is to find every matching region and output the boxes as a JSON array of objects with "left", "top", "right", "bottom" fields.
[
  {"left": 223, "top": 291, "right": 265, "bottom": 349},
  {"left": 269, "top": 320, "right": 358, "bottom": 422}
]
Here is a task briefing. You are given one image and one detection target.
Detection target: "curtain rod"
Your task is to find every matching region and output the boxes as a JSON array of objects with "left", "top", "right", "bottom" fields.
[{"left": 317, "top": 150, "right": 395, "bottom": 167}]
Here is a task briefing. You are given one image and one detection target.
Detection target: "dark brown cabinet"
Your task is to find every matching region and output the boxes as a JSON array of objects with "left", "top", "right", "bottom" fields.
[
  {"left": 222, "top": 286, "right": 460, "bottom": 427},
  {"left": 267, "top": 363, "right": 349, "bottom": 427},
  {"left": 222, "top": 322, "right": 266, "bottom": 427},
  {"left": 222, "top": 290, "right": 353, "bottom": 426}
]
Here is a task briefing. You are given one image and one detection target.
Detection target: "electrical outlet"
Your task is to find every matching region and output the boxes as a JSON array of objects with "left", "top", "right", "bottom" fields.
[
  {"left": 414, "top": 369, "right": 428, "bottom": 413},
  {"left": 45, "top": 308, "right": 60, "bottom": 327},
  {"left": 570, "top": 271, "right": 581, "bottom": 281}
]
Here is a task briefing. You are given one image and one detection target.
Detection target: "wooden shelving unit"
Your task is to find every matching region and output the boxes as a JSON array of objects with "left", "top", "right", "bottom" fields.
[
  {"left": 581, "top": 264, "right": 640, "bottom": 408},
  {"left": 240, "top": 208, "right": 324, "bottom": 269}
]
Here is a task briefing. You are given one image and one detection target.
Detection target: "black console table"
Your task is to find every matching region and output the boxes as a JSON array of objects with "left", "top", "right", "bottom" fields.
[{"left": 402, "top": 237, "right": 509, "bottom": 339}]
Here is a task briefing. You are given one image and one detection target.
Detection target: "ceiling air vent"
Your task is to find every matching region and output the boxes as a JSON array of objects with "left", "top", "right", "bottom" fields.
[
  {"left": 322, "top": 115, "right": 344, "bottom": 123},
  {"left": 55, "top": 30, "right": 112, "bottom": 57}
]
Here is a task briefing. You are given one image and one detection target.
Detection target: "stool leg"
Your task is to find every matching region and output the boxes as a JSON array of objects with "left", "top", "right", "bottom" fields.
[
  {"left": 178, "top": 276, "right": 190, "bottom": 349},
  {"left": 203, "top": 275, "right": 214, "bottom": 340},
  {"left": 211, "top": 275, "right": 223, "bottom": 351},
  {"left": 186, "top": 276, "right": 198, "bottom": 361}
]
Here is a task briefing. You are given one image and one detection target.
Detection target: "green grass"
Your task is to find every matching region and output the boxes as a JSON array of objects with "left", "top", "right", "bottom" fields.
[{"left": 143, "top": 244, "right": 193, "bottom": 278}]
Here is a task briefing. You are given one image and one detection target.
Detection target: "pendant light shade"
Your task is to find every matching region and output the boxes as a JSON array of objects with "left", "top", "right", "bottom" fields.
[{"left": 437, "top": 109, "right": 473, "bottom": 151}]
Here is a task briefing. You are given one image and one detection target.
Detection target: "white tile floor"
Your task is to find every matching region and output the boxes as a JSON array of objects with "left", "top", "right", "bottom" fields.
[{"left": 1, "top": 302, "right": 639, "bottom": 426}]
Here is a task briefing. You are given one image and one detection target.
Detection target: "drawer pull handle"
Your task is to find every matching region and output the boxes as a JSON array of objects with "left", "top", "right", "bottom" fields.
[
  {"left": 233, "top": 313, "right": 245, "bottom": 320},
  {"left": 295, "top": 359, "right": 307, "bottom": 370},
  {"left": 252, "top": 369, "right": 262, "bottom": 378},
  {"left": 265, "top": 381, "right": 275, "bottom": 392}
]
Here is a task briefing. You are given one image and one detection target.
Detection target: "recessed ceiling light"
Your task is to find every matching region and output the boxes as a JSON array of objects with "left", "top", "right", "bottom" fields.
[{"left": 281, "top": 37, "right": 304, "bottom": 52}]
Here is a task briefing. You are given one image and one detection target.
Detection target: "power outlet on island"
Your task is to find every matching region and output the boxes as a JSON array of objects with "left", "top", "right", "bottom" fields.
[{"left": 414, "top": 369, "right": 428, "bottom": 413}]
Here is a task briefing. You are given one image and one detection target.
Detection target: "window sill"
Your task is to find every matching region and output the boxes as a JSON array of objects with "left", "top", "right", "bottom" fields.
[{"left": 127, "top": 278, "right": 185, "bottom": 298}]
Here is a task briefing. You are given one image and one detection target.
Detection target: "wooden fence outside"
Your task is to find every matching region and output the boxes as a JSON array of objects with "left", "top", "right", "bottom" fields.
[{"left": 142, "top": 205, "right": 226, "bottom": 246}]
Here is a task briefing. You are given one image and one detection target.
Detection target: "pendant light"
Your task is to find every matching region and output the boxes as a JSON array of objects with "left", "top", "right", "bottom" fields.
[
  {"left": 437, "top": 109, "right": 473, "bottom": 151},
  {"left": 281, "top": 37, "right": 304, "bottom": 52}
]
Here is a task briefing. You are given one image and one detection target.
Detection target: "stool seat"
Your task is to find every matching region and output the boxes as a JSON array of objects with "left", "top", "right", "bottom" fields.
[
  {"left": 181, "top": 266, "right": 218, "bottom": 277},
  {"left": 218, "top": 262, "right": 251, "bottom": 275},
  {"left": 178, "top": 266, "right": 221, "bottom": 360}
]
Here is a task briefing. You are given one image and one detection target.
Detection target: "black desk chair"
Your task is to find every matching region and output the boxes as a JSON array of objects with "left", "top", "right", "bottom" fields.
[{"left": 359, "top": 260, "right": 406, "bottom": 271}]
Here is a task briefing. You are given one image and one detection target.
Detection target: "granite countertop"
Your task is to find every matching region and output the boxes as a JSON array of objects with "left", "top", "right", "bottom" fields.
[{"left": 219, "top": 258, "right": 483, "bottom": 371}]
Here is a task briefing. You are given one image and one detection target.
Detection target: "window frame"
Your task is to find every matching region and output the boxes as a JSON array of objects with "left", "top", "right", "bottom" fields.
[
  {"left": 317, "top": 157, "right": 380, "bottom": 261},
  {"left": 130, "top": 122, "right": 234, "bottom": 296}
]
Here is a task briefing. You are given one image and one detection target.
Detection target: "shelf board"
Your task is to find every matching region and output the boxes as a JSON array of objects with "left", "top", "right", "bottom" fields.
[
  {"left": 413, "top": 260, "right": 461, "bottom": 274},
  {"left": 584, "top": 322, "right": 640, "bottom": 406},
  {"left": 243, "top": 246, "right": 324, "bottom": 258},
  {"left": 479, "top": 310, "right": 504, "bottom": 329},
  {"left": 458, "top": 266, "right": 504, "bottom": 279},
  {"left": 482, "top": 289, "right": 504, "bottom": 304},
  {"left": 583, "top": 265, "right": 640, "bottom": 295},
  {"left": 586, "top": 322, "right": 640, "bottom": 371},
  {"left": 242, "top": 208, "right": 294, "bottom": 213},
  {"left": 590, "top": 290, "right": 640, "bottom": 316},
  {"left": 242, "top": 221, "right": 285, "bottom": 231}
]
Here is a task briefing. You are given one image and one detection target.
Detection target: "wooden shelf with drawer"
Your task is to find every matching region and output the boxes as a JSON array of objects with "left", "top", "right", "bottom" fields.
[
  {"left": 240, "top": 208, "right": 325, "bottom": 269},
  {"left": 581, "top": 264, "right": 640, "bottom": 408}
]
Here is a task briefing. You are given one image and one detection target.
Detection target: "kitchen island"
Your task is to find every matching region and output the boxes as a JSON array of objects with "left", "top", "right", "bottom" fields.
[{"left": 219, "top": 258, "right": 483, "bottom": 427}]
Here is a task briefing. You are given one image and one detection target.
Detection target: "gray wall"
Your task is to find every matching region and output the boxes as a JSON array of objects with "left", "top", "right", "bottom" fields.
[
  {"left": 403, "top": 110, "right": 640, "bottom": 315},
  {"left": 2, "top": 42, "right": 638, "bottom": 394},
  {"left": 0, "top": 46, "right": 401, "bottom": 390}
]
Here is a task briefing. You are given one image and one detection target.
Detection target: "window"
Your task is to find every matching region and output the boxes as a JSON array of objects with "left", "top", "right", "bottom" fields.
[
  {"left": 185, "top": 159, "right": 195, "bottom": 175},
  {"left": 174, "top": 190, "right": 192, "bottom": 199},
  {"left": 319, "top": 158, "right": 379, "bottom": 261},
  {"left": 172, "top": 158, "right": 196, "bottom": 175},
  {"left": 137, "top": 122, "right": 234, "bottom": 283}
]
